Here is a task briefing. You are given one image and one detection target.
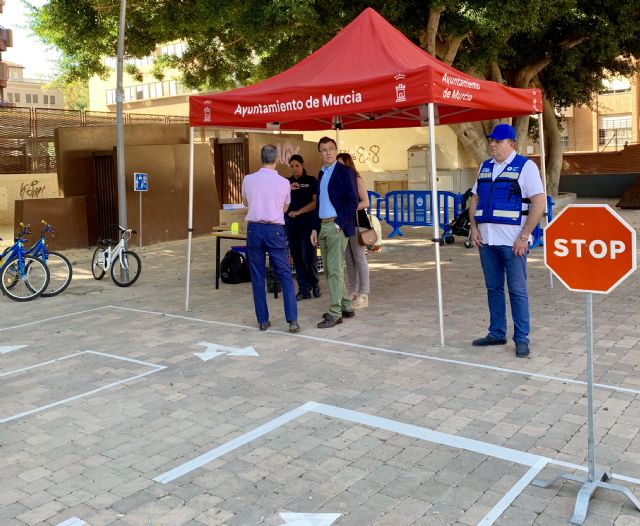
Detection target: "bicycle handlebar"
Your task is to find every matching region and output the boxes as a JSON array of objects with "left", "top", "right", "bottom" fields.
[{"left": 40, "top": 220, "right": 56, "bottom": 236}]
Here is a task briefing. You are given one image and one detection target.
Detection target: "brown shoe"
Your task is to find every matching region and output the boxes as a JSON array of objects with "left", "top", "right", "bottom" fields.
[{"left": 317, "top": 315, "right": 342, "bottom": 328}]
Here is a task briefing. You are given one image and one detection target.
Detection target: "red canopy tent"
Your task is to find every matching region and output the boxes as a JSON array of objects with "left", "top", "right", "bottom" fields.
[{"left": 185, "top": 8, "right": 547, "bottom": 346}]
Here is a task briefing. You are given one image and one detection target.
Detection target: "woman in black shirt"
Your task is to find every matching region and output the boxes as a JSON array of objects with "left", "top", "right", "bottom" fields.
[{"left": 286, "top": 155, "right": 321, "bottom": 300}]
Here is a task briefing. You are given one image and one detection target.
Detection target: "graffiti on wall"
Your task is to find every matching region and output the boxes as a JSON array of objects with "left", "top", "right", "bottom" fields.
[
  {"left": 19, "top": 180, "right": 46, "bottom": 199},
  {"left": 342, "top": 145, "right": 382, "bottom": 165},
  {"left": 276, "top": 142, "right": 302, "bottom": 165}
]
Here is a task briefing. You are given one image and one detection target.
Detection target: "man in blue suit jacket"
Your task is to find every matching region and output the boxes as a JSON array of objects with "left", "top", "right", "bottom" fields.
[{"left": 310, "top": 137, "right": 359, "bottom": 328}]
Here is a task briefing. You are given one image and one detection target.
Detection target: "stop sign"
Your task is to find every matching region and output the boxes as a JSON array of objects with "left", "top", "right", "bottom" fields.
[{"left": 544, "top": 204, "right": 636, "bottom": 293}]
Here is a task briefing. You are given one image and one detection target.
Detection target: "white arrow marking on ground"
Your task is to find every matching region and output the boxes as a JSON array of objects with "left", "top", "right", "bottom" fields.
[
  {"left": 0, "top": 345, "right": 28, "bottom": 354},
  {"left": 55, "top": 517, "right": 86, "bottom": 526},
  {"left": 279, "top": 512, "right": 341, "bottom": 526},
  {"left": 194, "top": 341, "right": 258, "bottom": 362}
]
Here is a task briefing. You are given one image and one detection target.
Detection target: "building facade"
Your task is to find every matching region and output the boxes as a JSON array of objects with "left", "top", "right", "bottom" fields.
[
  {"left": 88, "top": 41, "right": 197, "bottom": 116},
  {"left": 4, "top": 62, "right": 64, "bottom": 109}
]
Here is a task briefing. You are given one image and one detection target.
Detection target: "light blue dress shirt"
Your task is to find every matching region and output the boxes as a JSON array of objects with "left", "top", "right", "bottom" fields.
[{"left": 319, "top": 162, "right": 338, "bottom": 219}]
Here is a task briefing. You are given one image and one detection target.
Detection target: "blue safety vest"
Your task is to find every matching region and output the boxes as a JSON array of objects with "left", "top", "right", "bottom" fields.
[{"left": 475, "top": 154, "right": 531, "bottom": 225}]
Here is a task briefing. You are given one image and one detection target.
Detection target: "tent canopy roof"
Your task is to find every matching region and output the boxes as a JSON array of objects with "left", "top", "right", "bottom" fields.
[{"left": 190, "top": 8, "right": 542, "bottom": 130}]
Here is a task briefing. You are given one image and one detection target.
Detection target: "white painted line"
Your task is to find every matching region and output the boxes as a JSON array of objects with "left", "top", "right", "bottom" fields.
[
  {"left": 279, "top": 512, "right": 341, "bottom": 525},
  {"left": 313, "top": 403, "right": 542, "bottom": 467},
  {"left": 108, "top": 306, "right": 640, "bottom": 397},
  {"left": 478, "top": 458, "right": 548, "bottom": 525},
  {"left": 194, "top": 341, "right": 258, "bottom": 361},
  {"left": 0, "top": 351, "right": 166, "bottom": 424},
  {"left": 0, "top": 306, "right": 109, "bottom": 332},
  {"left": 154, "top": 401, "right": 320, "bottom": 484},
  {"left": 0, "top": 345, "right": 28, "bottom": 354},
  {"left": 56, "top": 517, "right": 86, "bottom": 526}
]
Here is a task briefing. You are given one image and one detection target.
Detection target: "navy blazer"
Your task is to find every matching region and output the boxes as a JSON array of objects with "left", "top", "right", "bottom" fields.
[{"left": 313, "top": 162, "right": 359, "bottom": 237}]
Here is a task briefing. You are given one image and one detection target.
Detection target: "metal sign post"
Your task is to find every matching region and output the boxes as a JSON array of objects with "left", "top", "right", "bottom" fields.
[
  {"left": 134, "top": 172, "right": 148, "bottom": 247},
  {"left": 535, "top": 204, "right": 639, "bottom": 525}
]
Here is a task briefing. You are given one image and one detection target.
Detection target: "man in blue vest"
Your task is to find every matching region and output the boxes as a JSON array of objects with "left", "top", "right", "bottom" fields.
[{"left": 468, "top": 124, "right": 545, "bottom": 358}]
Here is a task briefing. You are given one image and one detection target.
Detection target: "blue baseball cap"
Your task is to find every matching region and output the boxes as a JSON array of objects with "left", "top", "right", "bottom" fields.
[{"left": 487, "top": 124, "right": 516, "bottom": 141}]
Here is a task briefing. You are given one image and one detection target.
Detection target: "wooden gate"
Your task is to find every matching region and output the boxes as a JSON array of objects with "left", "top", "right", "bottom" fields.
[
  {"left": 92, "top": 151, "right": 118, "bottom": 241},
  {"left": 213, "top": 138, "right": 248, "bottom": 204}
]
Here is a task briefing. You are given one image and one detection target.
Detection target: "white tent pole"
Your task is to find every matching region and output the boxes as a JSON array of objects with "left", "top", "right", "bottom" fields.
[
  {"left": 185, "top": 126, "right": 195, "bottom": 311},
  {"left": 537, "top": 111, "right": 553, "bottom": 288},
  {"left": 428, "top": 103, "right": 445, "bottom": 347}
]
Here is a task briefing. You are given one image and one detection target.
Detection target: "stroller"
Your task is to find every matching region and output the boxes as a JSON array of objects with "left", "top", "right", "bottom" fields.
[{"left": 442, "top": 188, "right": 473, "bottom": 248}]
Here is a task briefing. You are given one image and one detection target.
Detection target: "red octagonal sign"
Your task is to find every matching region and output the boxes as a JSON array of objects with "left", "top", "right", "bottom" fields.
[{"left": 545, "top": 204, "right": 637, "bottom": 293}]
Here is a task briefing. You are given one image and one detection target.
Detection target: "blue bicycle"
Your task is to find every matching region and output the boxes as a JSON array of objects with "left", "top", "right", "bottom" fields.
[
  {"left": 22, "top": 221, "right": 73, "bottom": 297},
  {"left": 0, "top": 233, "right": 50, "bottom": 302}
]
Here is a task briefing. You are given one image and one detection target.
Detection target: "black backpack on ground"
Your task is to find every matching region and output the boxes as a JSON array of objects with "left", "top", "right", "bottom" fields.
[{"left": 220, "top": 250, "right": 251, "bottom": 284}]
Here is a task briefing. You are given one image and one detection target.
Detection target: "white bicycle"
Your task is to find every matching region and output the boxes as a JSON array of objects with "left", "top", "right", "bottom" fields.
[{"left": 91, "top": 226, "right": 141, "bottom": 287}]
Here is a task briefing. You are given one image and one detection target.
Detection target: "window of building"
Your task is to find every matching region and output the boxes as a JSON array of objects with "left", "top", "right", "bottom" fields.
[
  {"left": 26, "top": 93, "right": 32, "bottom": 103},
  {"left": 7, "top": 92, "right": 13, "bottom": 102},
  {"left": 560, "top": 123, "right": 569, "bottom": 149},
  {"left": 106, "top": 89, "right": 115, "bottom": 104},
  {"left": 50, "top": 95, "right": 55, "bottom": 105},
  {"left": 14, "top": 93, "right": 20, "bottom": 103},
  {"left": 44, "top": 95, "right": 49, "bottom": 104},
  {"left": 33, "top": 94, "right": 38, "bottom": 104},
  {"left": 601, "top": 78, "right": 631, "bottom": 94},
  {"left": 598, "top": 115, "right": 632, "bottom": 147}
]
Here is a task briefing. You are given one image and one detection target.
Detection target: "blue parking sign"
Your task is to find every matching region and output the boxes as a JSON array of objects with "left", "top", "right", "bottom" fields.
[{"left": 134, "top": 172, "right": 148, "bottom": 191}]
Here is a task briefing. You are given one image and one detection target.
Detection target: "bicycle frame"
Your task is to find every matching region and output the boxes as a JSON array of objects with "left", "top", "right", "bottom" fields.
[
  {"left": 0, "top": 238, "right": 29, "bottom": 273},
  {"left": 97, "top": 238, "right": 126, "bottom": 272}
]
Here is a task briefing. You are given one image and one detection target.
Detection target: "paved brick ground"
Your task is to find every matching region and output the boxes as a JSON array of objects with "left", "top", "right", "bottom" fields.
[{"left": 1, "top": 200, "right": 640, "bottom": 525}]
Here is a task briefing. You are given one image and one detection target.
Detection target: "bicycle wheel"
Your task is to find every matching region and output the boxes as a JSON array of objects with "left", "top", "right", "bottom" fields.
[
  {"left": 111, "top": 250, "right": 141, "bottom": 287},
  {"left": 42, "top": 251, "right": 73, "bottom": 297},
  {"left": 1, "top": 255, "right": 50, "bottom": 301},
  {"left": 91, "top": 247, "right": 106, "bottom": 280}
]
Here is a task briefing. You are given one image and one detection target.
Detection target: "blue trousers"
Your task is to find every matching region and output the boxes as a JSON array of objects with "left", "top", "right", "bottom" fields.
[
  {"left": 478, "top": 245, "right": 529, "bottom": 344},
  {"left": 246, "top": 223, "right": 297, "bottom": 324}
]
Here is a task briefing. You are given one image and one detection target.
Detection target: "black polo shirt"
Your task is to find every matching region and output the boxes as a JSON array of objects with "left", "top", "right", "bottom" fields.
[{"left": 287, "top": 174, "right": 317, "bottom": 214}]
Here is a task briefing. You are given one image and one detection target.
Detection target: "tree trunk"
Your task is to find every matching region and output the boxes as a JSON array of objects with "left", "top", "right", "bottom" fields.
[
  {"left": 541, "top": 95, "right": 563, "bottom": 198},
  {"left": 450, "top": 121, "right": 489, "bottom": 165}
]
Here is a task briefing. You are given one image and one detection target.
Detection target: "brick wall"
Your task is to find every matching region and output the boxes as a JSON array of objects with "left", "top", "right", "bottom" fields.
[{"left": 532, "top": 143, "right": 640, "bottom": 175}]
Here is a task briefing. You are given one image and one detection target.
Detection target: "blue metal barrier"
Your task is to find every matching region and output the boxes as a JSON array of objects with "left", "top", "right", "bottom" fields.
[
  {"left": 369, "top": 189, "right": 554, "bottom": 246},
  {"left": 530, "top": 195, "right": 555, "bottom": 249},
  {"left": 381, "top": 190, "right": 461, "bottom": 238}
]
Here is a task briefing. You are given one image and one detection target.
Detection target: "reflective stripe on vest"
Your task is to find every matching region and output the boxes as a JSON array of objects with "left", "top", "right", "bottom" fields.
[{"left": 475, "top": 154, "right": 529, "bottom": 226}]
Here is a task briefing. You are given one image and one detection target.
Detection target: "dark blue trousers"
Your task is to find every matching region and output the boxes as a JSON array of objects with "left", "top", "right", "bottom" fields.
[
  {"left": 246, "top": 223, "right": 297, "bottom": 324},
  {"left": 285, "top": 215, "right": 319, "bottom": 295}
]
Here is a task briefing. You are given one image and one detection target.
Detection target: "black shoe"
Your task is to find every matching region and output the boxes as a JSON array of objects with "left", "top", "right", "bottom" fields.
[
  {"left": 317, "top": 315, "right": 342, "bottom": 328},
  {"left": 515, "top": 342, "right": 530, "bottom": 358},
  {"left": 288, "top": 321, "right": 300, "bottom": 333},
  {"left": 323, "top": 310, "right": 355, "bottom": 320},
  {"left": 296, "top": 292, "right": 311, "bottom": 301},
  {"left": 472, "top": 335, "right": 507, "bottom": 346},
  {"left": 259, "top": 321, "right": 271, "bottom": 331},
  {"left": 312, "top": 286, "right": 321, "bottom": 298}
]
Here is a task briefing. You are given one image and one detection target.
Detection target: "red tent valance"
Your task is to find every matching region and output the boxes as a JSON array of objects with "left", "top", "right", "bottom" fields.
[{"left": 189, "top": 8, "right": 542, "bottom": 130}]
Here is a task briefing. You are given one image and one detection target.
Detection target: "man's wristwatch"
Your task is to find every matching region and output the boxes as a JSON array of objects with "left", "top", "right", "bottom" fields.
[
  {"left": 519, "top": 233, "right": 528, "bottom": 242},
  {"left": 335, "top": 223, "right": 341, "bottom": 231}
]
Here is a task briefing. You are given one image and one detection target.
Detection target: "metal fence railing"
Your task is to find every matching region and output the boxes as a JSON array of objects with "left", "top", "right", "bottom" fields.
[{"left": 0, "top": 106, "right": 227, "bottom": 174}]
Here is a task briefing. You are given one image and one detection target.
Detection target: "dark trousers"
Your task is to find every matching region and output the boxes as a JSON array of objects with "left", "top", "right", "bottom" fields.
[
  {"left": 246, "top": 223, "right": 297, "bottom": 324},
  {"left": 285, "top": 216, "right": 319, "bottom": 295}
]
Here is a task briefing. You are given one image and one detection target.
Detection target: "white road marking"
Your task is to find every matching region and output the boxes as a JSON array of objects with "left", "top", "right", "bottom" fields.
[
  {"left": 0, "top": 306, "right": 109, "bottom": 331},
  {"left": 110, "top": 305, "right": 640, "bottom": 397},
  {"left": 55, "top": 517, "right": 86, "bottom": 526},
  {"left": 194, "top": 341, "right": 258, "bottom": 361},
  {"left": 0, "top": 345, "right": 28, "bottom": 354},
  {"left": 279, "top": 512, "right": 341, "bottom": 525},
  {"left": 0, "top": 351, "right": 166, "bottom": 424},
  {"left": 478, "top": 458, "right": 548, "bottom": 525}
]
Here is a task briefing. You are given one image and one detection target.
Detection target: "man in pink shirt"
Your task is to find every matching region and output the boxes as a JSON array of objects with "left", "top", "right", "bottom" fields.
[{"left": 242, "top": 144, "right": 299, "bottom": 333}]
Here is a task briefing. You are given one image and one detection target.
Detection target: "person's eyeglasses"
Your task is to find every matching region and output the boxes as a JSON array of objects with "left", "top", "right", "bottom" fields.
[{"left": 319, "top": 147, "right": 337, "bottom": 154}]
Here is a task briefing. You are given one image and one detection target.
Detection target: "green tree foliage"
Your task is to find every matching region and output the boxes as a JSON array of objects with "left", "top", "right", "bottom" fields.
[{"left": 29, "top": 0, "right": 640, "bottom": 194}]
